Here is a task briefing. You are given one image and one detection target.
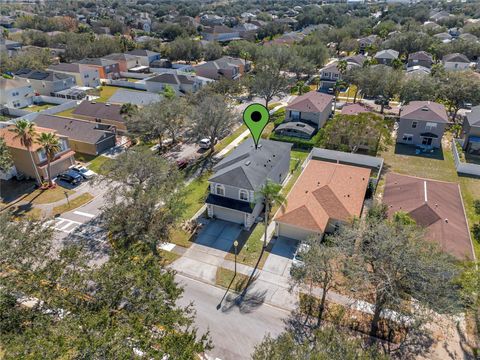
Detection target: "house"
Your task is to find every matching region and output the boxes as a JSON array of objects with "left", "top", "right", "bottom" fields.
[
  {"left": 102, "top": 53, "right": 140, "bottom": 72},
  {"left": 145, "top": 73, "right": 202, "bottom": 94},
  {"left": 14, "top": 69, "right": 77, "bottom": 97},
  {"left": 433, "top": 32, "right": 453, "bottom": 43},
  {"left": 459, "top": 33, "right": 478, "bottom": 42},
  {"left": 341, "top": 103, "right": 371, "bottom": 115},
  {"left": 274, "top": 160, "right": 370, "bottom": 241},
  {"left": 374, "top": 49, "right": 399, "bottom": 66},
  {"left": 357, "top": 34, "right": 379, "bottom": 53},
  {"left": 383, "top": 173, "right": 474, "bottom": 260},
  {"left": 200, "top": 14, "right": 225, "bottom": 26},
  {"left": 462, "top": 105, "right": 480, "bottom": 156},
  {"left": 442, "top": 53, "right": 470, "bottom": 71},
  {"left": 108, "top": 89, "right": 162, "bottom": 106},
  {"left": 201, "top": 25, "right": 241, "bottom": 42},
  {"left": 406, "top": 65, "right": 431, "bottom": 77},
  {"left": 34, "top": 114, "right": 116, "bottom": 155},
  {"left": 206, "top": 139, "right": 292, "bottom": 229},
  {"left": 48, "top": 63, "right": 100, "bottom": 88},
  {"left": 0, "top": 38, "right": 22, "bottom": 56},
  {"left": 276, "top": 92, "right": 333, "bottom": 139},
  {"left": 318, "top": 62, "right": 342, "bottom": 92},
  {"left": 429, "top": 10, "right": 450, "bottom": 23},
  {"left": 75, "top": 58, "right": 121, "bottom": 79},
  {"left": 407, "top": 51, "right": 433, "bottom": 69},
  {"left": 72, "top": 101, "right": 127, "bottom": 133},
  {"left": 397, "top": 101, "right": 449, "bottom": 148},
  {"left": 344, "top": 54, "right": 366, "bottom": 67},
  {"left": 263, "top": 32, "right": 303, "bottom": 46},
  {"left": 0, "top": 124, "right": 75, "bottom": 183},
  {"left": 0, "top": 78, "right": 34, "bottom": 108},
  {"left": 194, "top": 57, "right": 250, "bottom": 80},
  {"left": 125, "top": 49, "right": 161, "bottom": 66}
]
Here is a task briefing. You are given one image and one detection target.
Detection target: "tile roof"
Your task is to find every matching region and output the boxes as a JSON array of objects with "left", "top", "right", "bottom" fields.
[
  {"left": 0, "top": 124, "right": 56, "bottom": 151},
  {"left": 34, "top": 114, "right": 115, "bottom": 144},
  {"left": 383, "top": 173, "right": 474, "bottom": 260},
  {"left": 210, "top": 138, "right": 292, "bottom": 190},
  {"left": 275, "top": 160, "right": 371, "bottom": 232},
  {"left": 400, "top": 101, "right": 448, "bottom": 123},
  {"left": 73, "top": 101, "right": 124, "bottom": 123},
  {"left": 286, "top": 92, "right": 333, "bottom": 113}
]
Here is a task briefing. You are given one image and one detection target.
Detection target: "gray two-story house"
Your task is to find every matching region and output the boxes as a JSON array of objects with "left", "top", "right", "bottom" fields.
[
  {"left": 15, "top": 69, "right": 76, "bottom": 97},
  {"left": 397, "top": 101, "right": 449, "bottom": 149},
  {"left": 462, "top": 105, "right": 480, "bottom": 156},
  {"left": 407, "top": 51, "right": 433, "bottom": 69},
  {"left": 206, "top": 139, "right": 292, "bottom": 229},
  {"left": 0, "top": 78, "right": 34, "bottom": 108},
  {"left": 374, "top": 49, "right": 399, "bottom": 66}
]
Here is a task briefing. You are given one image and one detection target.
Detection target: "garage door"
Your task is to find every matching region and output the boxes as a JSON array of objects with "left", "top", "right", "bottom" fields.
[
  {"left": 213, "top": 205, "right": 245, "bottom": 225},
  {"left": 277, "top": 222, "right": 318, "bottom": 241}
]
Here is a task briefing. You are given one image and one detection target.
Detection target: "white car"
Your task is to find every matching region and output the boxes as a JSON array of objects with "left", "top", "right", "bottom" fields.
[
  {"left": 291, "top": 243, "right": 310, "bottom": 268},
  {"left": 198, "top": 138, "right": 212, "bottom": 149},
  {"left": 70, "top": 165, "right": 96, "bottom": 179}
]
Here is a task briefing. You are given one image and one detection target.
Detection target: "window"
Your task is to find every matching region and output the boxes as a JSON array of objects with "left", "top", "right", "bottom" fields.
[
  {"left": 239, "top": 190, "right": 249, "bottom": 201},
  {"left": 84, "top": 74, "right": 89, "bottom": 78},
  {"left": 412, "top": 121, "right": 417, "bottom": 128},
  {"left": 402, "top": 134, "right": 413, "bottom": 142},
  {"left": 215, "top": 184, "right": 225, "bottom": 196},
  {"left": 425, "top": 122, "right": 437, "bottom": 131},
  {"left": 333, "top": 73, "right": 339, "bottom": 78},
  {"left": 37, "top": 149, "right": 47, "bottom": 162}
]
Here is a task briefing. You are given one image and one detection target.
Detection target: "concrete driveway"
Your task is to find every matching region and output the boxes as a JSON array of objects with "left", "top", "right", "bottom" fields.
[
  {"left": 262, "top": 237, "right": 298, "bottom": 277},
  {"left": 195, "top": 220, "right": 243, "bottom": 252}
]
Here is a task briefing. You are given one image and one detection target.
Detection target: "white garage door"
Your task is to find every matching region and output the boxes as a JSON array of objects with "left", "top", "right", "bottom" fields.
[
  {"left": 213, "top": 206, "right": 245, "bottom": 225},
  {"left": 277, "top": 222, "right": 318, "bottom": 241}
]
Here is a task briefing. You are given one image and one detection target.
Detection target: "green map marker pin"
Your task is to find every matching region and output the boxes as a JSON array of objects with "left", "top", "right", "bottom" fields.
[{"left": 243, "top": 103, "right": 270, "bottom": 149}]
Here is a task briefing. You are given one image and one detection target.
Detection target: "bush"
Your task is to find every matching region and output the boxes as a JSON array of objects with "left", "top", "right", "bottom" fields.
[
  {"left": 473, "top": 223, "right": 480, "bottom": 242},
  {"left": 473, "top": 200, "right": 480, "bottom": 215},
  {"left": 269, "top": 130, "right": 323, "bottom": 150}
]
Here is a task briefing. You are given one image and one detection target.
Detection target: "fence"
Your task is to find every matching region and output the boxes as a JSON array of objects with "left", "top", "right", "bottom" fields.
[
  {"left": 120, "top": 71, "right": 151, "bottom": 79},
  {"left": 103, "top": 79, "right": 147, "bottom": 91},
  {"left": 452, "top": 139, "right": 480, "bottom": 177},
  {"left": 33, "top": 95, "right": 70, "bottom": 105}
]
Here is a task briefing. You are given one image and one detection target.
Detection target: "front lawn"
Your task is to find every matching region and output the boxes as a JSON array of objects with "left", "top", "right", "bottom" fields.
[
  {"left": 97, "top": 86, "right": 120, "bottom": 102},
  {"left": 51, "top": 193, "right": 94, "bottom": 215},
  {"left": 87, "top": 156, "right": 113, "bottom": 175},
  {"left": 214, "top": 124, "right": 247, "bottom": 154},
  {"left": 181, "top": 171, "right": 211, "bottom": 221},
  {"left": 169, "top": 228, "right": 193, "bottom": 248},
  {"left": 21, "top": 187, "right": 75, "bottom": 205},
  {"left": 159, "top": 250, "right": 180, "bottom": 265},
  {"left": 215, "top": 267, "right": 250, "bottom": 292}
]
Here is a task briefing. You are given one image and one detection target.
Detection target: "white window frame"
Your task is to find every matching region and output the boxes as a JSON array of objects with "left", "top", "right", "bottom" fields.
[
  {"left": 215, "top": 184, "right": 225, "bottom": 196},
  {"left": 425, "top": 122, "right": 438, "bottom": 132},
  {"left": 402, "top": 133, "right": 413, "bottom": 143},
  {"left": 239, "top": 189, "right": 249, "bottom": 202}
]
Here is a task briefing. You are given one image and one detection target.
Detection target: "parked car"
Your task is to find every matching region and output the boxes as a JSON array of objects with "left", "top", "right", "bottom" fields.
[
  {"left": 176, "top": 158, "right": 191, "bottom": 170},
  {"left": 198, "top": 138, "right": 212, "bottom": 149},
  {"left": 70, "top": 165, "right": 96, "bottom": 179},
  {"left": 57, "top": 170, "right": 83, "bottom": 185},
  {"left": 291, "top": 243, "right": 310, "bottom": 268}
]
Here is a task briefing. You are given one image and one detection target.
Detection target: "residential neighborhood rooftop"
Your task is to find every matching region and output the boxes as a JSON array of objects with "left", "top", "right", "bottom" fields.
[
  {"left": 286, "top": 91, "right": 333, "bottom": 113},
  {"left": 400, "top": 101, "right": 449, "bottom": 123}
]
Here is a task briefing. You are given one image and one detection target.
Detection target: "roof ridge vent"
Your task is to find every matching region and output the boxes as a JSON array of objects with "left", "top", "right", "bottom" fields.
[{"left": 244, "top": 160, "right": 251, "bottom": 166}]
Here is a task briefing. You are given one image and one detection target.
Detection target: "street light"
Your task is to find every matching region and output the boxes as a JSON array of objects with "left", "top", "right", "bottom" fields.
[
  {"left": 233, "top": 240, "right": 239, "bottom": 275},
  {"left": 64, "top": 191, "right": 70, "bottom": 207}
]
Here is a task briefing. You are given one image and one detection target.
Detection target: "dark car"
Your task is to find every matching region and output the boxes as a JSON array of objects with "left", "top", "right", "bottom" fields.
[
  {"left": 57, "top": 170, "right": 83, "bottom": 185},
  {"left": 176, "top": 158, "right": 191, "bottom": 170}
]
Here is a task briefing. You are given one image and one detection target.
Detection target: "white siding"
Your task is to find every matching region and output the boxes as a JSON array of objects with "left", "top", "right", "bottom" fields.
[{"left": 276, "top": 222, "right": 321, "bottom": 241}]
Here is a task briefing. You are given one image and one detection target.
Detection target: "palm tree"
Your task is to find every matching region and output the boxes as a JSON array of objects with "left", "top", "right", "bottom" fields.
[
  {"left": 256, "top": 180, "right": 286, "bottom": 249},
  {"left": 36, "top": 132, "right": 61, "bottom": 187},
  {"left": 9, "top": 120, "right": 41, "bottom": 184}
]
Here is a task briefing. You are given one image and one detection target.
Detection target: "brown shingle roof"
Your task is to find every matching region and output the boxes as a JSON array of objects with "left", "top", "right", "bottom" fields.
[
  {"left": 400, "top": 101, "right": 449, "bottom": 123},
  {"left": 341, "top": 103, "right": 370, "bottom": 116},
  {"left": 275, "top": 160, "right": 370, "bottom": 232},
  {"left": 73, "top": 101, "right": 124, "bottom": 123},
  {"left": 383, "top": 173, "right": 474, "bottom": 260},
  {"left": 286, "top": 92, "right": 333, "bottom": 113}
]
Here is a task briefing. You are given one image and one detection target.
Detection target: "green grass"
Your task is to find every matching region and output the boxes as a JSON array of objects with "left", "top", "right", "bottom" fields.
[
  {"left": 51, "top": 193, "right": 94, "bottom": 215},
  {"left": 74, "top": 152, "right": 97, "bottom": 163},
  {"left": 97, "top": 86, "right": 120, "bottom": 102},
  {"left": 159, "top": 250, "right": 180, "bottom": 265},
  {"left": 87, "top": 156, "right": 113, "bottom": 175},
  {"left": 170, "top": 228, "right": 193, "bottom": 248},
  {"left": 21, "top": 187, "right": 75, "bottom": 205},
  {"left": 181, "top": 172, "right": 211, "bottom": 221},
  {"left": 214, "top": 125, "right": 247, "bottom": 154},
  {"left": 379, "top": 142, "right": 480, "bottom": 258},
  {"left": 338, "top": 85, "right": 358, "bottom": 101},
  {"left": 55, "top": 107, "right": 76, "bottom": 118},
  {"left": 267, "top": 102, "right": 281, "bottom": 110},
  {"left": 26, "top": 103, "right": 56, "bottom": 112},
  {"left": 215, "top": 267, "right": 250, "bottom": 292}
]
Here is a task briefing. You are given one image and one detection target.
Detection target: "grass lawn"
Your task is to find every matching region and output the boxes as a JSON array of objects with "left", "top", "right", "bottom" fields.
[
  {"left": 26, "top": 103, "right": 56, "bottom": 112},
  {"left": 74, "top": 152, "right": 97, "bottom": 163},
  {"left": 181, "top": 171, "right": 211, "bottom": 221},
  {"left": 159, "top": 250, "right": 180, "bottom": 265},
  {"left": 97, "top": 86, "right": 120, "bottom": 102},
  {"left": 55, "top": 107, "right": 76, "bottom": 118},
  {"left": 339, "top": 85, "right": 358, "bottom": 101},
  {"left": 225, "top": 222, "right": 270, "bottom": 269},
  {"left": 21, "top": 187, "right": 75, "bottom": 205},
  {"left": 87, "top": 156, "right": 113, "bottom": 175},
  {"left": 170, "top": 228, "right": 193, "bottom": 248},
  {"left": 51, "top": 193, "right": 94, "bottom": 215},
  {"left": 11, "top": 206, "right": 43, "bottom": 220},
  {"left": 215, "top": 267, "right": 250, "bottom": 292},
  {"left": 267, "top": 102, "right": 282, "bottom": 110},
  {"left": 214, "top": 124, "right": 247, "bottom": 154},
  {"left": 379, "top": 141, "right": 480, "bottom": 258}
]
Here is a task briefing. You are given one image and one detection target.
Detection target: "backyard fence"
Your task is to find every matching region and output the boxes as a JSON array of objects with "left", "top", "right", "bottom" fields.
[
  {"left": 452, "top": 139, "right": 480, "bottom": 177},
  {"left": 104, "top": 79, "right": 147, "bottom": 91}
]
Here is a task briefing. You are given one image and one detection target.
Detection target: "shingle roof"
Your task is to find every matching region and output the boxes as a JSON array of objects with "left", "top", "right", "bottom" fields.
[
  {"left": 210, "top": 138, "right": 292, "bottom": 190},
  {"left": 108, "top": 89, "right": 162, "bottom": 106},
  {"left": 466, "top": 105, "right": 480, "bottom": 127},
  {"left": 126, "top": 49, "right": 160, "bottom": 57},
  {"left": 383, "top": 173, "right": 474, "bottom": 260},
  {"left": 275, "top": 160, "right": 370, "bottom": 232},
  {"left": 408, "top": 51, "right": 433, "bottom": 62},
  {"left": 15, "top": 69, "right": 73, "bottom": 82},
  {"left": 400, "top": 101, "right": 448, "bottom": 123},
  {"left": 73, "top": 101, "right": 124, "bottom": 123},
  {"left": 34, "top": 114, "right": 115, "bottom": 144},
  {"left": 374, "top": 49, "right": 399, "bottom": 60},
  {"left": 286, "top": 92, "right": 333, "bottom": 113},
  {"left": 145, "top": 73, "right": 195, "bottom": 85},
  {"left": 442, "top": 53, "right": 470, "bottom": 63},
  {"left": 102, "top": 53, "right": 138, "bottom": 62},
  {"left": 48, "top": 63, "right": 82, "bottom": 73},
  {"left": 76, "top": 58, "right": 119, "bottom": 66},
  {"left": 0, "top": 78, "right": 31, "bottom": 90}
]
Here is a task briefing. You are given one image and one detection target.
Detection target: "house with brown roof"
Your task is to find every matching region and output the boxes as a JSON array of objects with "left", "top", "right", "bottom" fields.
[
  {"left": 397, "top": 101, "right": 449, "bottom": 148},
  {"left": 383, "top": 173, "right": 475, "bottom": 260},
  {"left": 274, "top": 160, "right": 371, "bottom": 241},
  {"left": 0, "top": 124, "right": 75, "bottom": 184},
  {"left": 75, "top": 58, "right": 121, "bottom": 79},
  {"left": 275, "top": 92, "right": 333, "bottom": 139},
  {"left": 72, "top": 101, "right": 126, "bottom": 133},
  {"left": 194, "top": 57, "right": 250, "bottom": 80},
  {"left": 442, "top": 53, "right": 470, "bottom": 71},
  {"left": 34, "top": 114, "right": 116, "bottom": 155},
  {"left": 48, "top": 63, "right": 100, "bottom": 88},
  {"left": 340, "top": 103, "right": 371, "bottom": 116},
  {"left": 102, "top": 53, "right": 140, "bottom": 72}
]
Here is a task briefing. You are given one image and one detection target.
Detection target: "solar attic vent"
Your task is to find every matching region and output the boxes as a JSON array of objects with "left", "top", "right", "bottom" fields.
[{"left": 244, "top": 160, "right": 251, "bottom": 166}]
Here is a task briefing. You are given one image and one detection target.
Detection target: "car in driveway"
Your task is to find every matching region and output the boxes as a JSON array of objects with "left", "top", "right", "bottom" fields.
[
  {"left": 57, "top": 170, "right": 83, "bottom": 185},
  {"left": 70, "top": 165, "right": 96, "bottom": 179},
  {"left": 291, "top": 243, "right": 310, "bottom": 269}
]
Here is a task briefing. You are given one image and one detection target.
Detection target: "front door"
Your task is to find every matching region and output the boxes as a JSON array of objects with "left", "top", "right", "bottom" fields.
[{"left": 422, "top": 137, "right": 433, "bottom": 146}]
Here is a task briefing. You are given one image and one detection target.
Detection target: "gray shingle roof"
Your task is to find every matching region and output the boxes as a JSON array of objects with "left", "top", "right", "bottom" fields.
[
  {"left": 15, "top": 69, "right": 74, "bottom": 82},
  {"left": 126, "top": 49, "right": 160, "bottom": 57},
  {"left": 442, "top": 53, "right": 470, "bottom": 63},
  {"left": 466, "top": 106, "right": 480, "bottom": 127},
  {"left": 210, "top": 139, "right": 292, "bottom": 190},
  {"left": 108, "top": 89, "right": 162, "bottom": 106},
  {"left": 374, "top": 49, "right": 399, "bottom": 60}
]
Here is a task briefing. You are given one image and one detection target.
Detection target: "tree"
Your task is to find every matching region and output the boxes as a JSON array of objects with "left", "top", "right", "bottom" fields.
[
  {"left": 166, "top": 37, "right": 202, "bottom": 63},
  {"left": 247, "top": 62, "right": 289, "bottom": 109},
  {"left": 319, "top": 113, "right": 391, "bottom": 154},
  {"left": 226, "top": 40, "right": 257, "bottom": 62},
  {"left": 36, "top": 132, "right": 60, "bottom": 187},
  {"left": 9, "top": 120, "right": 41, "bottom": 184},
  {"left": 328, "top": 208, "right": 463, "bottom": 341},
  {"left": 290, "top": 236, "right": 343, "bottom": 327},
  {"left": 120, "top": 103, "right": 138, "bottom": 119},
  {"left": 190, "top": 91, "right": 235, "bottom": 152},
  {"left": 399, "top": 75, "right": 438, "bottom": 104},
  {"left": 343, "top": 67, "right": 364, "bottom": 103},
  {"left": 0, "top": 137, "right": 12, "bottom": 173},
  {"left": 252, "top": 326, "right": 387, "bottom": 360},
  {"left": 256, "top": 180, "right": 286, "bottom": 249},
  {"left": 100, "top": 148, "right": 184, "bottom": 255},
  {"left": 203, "top": 41, "right": 223, "bottom": 61}
]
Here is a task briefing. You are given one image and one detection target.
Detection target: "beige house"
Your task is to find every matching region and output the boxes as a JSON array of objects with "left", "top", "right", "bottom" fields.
[{"left": 0, "top": 125, "right": 75, "bottom": 183}]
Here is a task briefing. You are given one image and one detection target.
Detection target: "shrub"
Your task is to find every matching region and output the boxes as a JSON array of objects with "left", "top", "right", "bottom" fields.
[
  {"left": 473, "top": 223, "right": 480, "bottom": 242},
  {"left": 473, "top": 200, "right": 480, "bottom": 215}
]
